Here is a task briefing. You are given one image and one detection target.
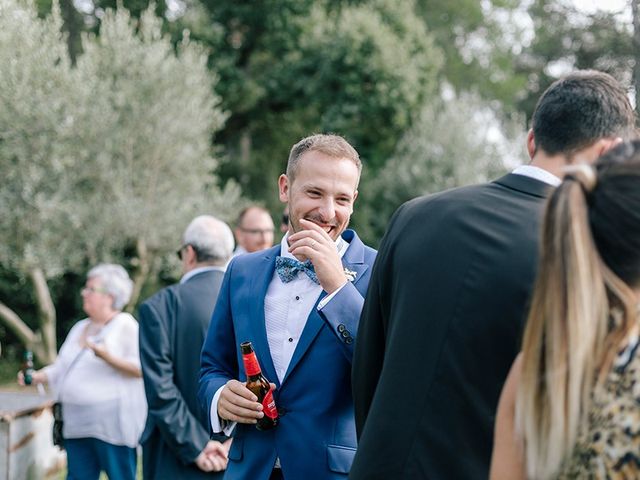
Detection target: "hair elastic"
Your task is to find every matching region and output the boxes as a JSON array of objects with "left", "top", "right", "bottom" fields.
[{"left": 563, "top": 164, "right": 597, "bottom": 192}]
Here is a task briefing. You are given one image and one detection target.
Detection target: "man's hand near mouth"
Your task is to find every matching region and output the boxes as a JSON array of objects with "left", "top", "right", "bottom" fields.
[{"left": 287, "top": 218, "right": 347, "bottom": 294}]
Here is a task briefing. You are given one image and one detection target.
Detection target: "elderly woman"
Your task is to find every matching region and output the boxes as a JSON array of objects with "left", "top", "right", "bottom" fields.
[{"left": 20, "top": 264, "right": 147, "bottom": 480}]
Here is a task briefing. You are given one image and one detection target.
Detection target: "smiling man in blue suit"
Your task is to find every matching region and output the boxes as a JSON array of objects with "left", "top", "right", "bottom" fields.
[{"left": 199, "top": 134, "right": 376, "bottom": 480}]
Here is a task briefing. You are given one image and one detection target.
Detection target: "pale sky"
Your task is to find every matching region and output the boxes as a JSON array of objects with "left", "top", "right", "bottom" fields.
[{"left": 572, "top": 0, "right": 629, "bottom": 16}]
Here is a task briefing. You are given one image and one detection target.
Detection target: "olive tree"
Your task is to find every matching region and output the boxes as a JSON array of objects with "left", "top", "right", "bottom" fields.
[
  {"left": 71, "top": 7, "right": 236, "bottom": 308},
  {"left": 0, "top": 1, "right": 238, "bottom": 362},
  {"left": 0, "top": 0, "right": 83, "bottom": 362},
  {"left": 353, "top": 94, "right": 523, "bottom": 245}
]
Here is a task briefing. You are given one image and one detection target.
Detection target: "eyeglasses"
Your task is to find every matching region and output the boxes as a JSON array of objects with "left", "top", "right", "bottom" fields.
[
  {"left": 176, "top": 244, "right": 201, "bottom": 260},
  {"left": 81, "top": 286, "right": 109, "bottom": 295},
  {"left": 281, "top": 213, "right": 289, "bottom": 225},
  {"left": 239, "top": 228, "right": 274, "bottom": 236},
  {"left": 176, "top": 244, "right": 189, "bottom": 260}
]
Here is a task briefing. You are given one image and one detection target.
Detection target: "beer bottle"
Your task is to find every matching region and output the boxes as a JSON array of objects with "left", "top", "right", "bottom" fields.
[
  {"left": 240, "top": 341, "right": 278, "bottom": 430},
  {"left": 22, "top": 350, "right": 34, "bottom": 385}
]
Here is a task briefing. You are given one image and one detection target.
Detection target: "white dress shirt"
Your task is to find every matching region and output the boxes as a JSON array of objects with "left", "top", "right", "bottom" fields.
[
  {"left": 210, "top": 233, "right": 348, "bottom": 436},
  {"left": 511, "top": 164, "right": 561, "bottom": 186},
  {"left": 180, "top": 265, "right": 226, "bottom": 284}
]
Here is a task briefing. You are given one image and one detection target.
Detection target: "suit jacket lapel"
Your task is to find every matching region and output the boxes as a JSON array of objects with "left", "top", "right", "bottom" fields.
[
  {"left": 340, "top": 230, "right": 369, "bottom": 287},
  {"left": 282, "top": 230, "right": 368, "bottom": 384},
  {"left": 249, "top": 247, "right": 281, "bottom": 387}
]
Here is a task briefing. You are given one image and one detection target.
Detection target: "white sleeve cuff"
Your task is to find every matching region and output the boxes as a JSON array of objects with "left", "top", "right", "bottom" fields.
[
  {"left": 317, "top": 282, "right": 347, "bottom": 310},
  {"left": 210, "top": 385, "right": 237, "bottom": 436}
]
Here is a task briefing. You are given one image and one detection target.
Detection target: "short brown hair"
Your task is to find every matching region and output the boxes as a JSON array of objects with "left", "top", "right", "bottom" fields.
[{"left": 286, "top": 134, "right": 361, "bottom": 181}]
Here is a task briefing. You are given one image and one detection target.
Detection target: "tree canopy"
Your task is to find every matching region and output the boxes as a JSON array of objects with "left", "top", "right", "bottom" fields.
[
  {"left": 0, "top": 0, "right": 238, "bottom": 361},
  {"left": 180, "top": 0, "right": 443, "bottom": 209},
  {"left": 2, "top": 0, "right": 637, "bottom": 361}
]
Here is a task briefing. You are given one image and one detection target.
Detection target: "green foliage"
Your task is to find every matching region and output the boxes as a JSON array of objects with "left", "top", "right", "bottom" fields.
[
  {"left": 185, "top": 0, "right": 442, "bottom": 210},
  {"left": 353, "top": 94, "right": 517, "bottom": 245},
  {"left": 517, "top": 0, "right": 634, "bottom": 117},
  {"left": 71, "top": 6, "right": 238, "bottom": 262},
  {"left": 414, "top": 0, "right": 529, "bottom": 108},
  {"left": 0, "top": 357, "right": 22, "bottom": 387},
  {"left": 0, "top": 0, "right": 82, "bottom": 276},
  {"left": 0, "top": 0, "right": 238, "bottom": 277},
  {"left": 295, "top": 1, "right": 442, "bottom": 169},
  {"left": 0, "top": 0, "right": 240, "bottom": 356}
]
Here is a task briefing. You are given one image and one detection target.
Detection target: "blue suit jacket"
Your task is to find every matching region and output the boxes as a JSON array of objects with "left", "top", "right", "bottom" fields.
[{"left": 198, "top": 230, "right": 376, "bottom": 480}]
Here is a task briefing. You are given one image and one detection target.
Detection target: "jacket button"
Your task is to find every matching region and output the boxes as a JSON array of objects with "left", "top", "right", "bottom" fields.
[
  {"left": 341, "top": 330, "right": 350, "bottom": 338},
  {"left": 345, "top": 337, "right": 353, "bottom": 345},
  {"left": 337, "top": 324, "right": 346, "bottom": 333}
]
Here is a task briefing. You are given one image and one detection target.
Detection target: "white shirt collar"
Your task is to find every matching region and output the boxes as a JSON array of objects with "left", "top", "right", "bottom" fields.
[
  {"left": 180, "top": 265, "right": 225, "bottom": 284},
  {"left": 511, "top": 165, "right": 561, "bottom": 186},
  {"left": 232, "top": 245, "right": 247, "bottom": 257},
  {"left": 279, "top": 232, "right": 349, "bottom": 259}
]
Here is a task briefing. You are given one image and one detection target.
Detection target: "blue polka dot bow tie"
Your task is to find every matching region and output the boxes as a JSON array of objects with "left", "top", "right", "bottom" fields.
[{"left": 275, "top": 256, "right": 319, "bottom": 284}]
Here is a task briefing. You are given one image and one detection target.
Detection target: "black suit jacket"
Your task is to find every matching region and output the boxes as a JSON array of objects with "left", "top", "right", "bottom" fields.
[
  {"left": 139, "top": 269, "right": 227, "bottom": 480},
  {"left": 351, "top": 174, "right": 552, "bottom": 480}
]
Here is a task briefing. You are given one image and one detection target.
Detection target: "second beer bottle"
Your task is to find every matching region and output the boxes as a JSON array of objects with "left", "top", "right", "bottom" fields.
[
  {"left": 241, "top": 341, "right": 279, "bottom": 430},
  {"left": 22, "top": 350, "right": 35, "bottom": 385}
]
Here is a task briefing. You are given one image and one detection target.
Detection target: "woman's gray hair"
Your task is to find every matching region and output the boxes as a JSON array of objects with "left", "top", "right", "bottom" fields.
[
  {"left": 87, "top": 264, "right": 134, "bottom": 310},
  {"left": 183, "top": 215, "right": 234, "bottom": 265}
]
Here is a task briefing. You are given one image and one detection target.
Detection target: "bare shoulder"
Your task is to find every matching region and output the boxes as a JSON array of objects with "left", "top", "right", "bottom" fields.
[
  {"left": 490, "top": 353, "right": 525, "bottom": 480},
  {"left": 504, "top": 353, "right": 523, "bottom": 400}
]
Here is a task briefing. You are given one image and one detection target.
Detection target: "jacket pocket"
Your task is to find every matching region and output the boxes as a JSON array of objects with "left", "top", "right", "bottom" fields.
[
  {"left": 327, "top": 444, "right": 356, "bottom": 473},
  {"left": 228, "top": 437, "right": 243, "bottom": 461}
]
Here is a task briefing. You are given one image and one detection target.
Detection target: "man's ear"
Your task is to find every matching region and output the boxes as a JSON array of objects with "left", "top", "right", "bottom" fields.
[
  {"left": 598, "top": 137, "right": 623, "bottom": 157},
  {"left": 186, "top": 244, "right": 198, "bottom": 266},
  {"left": 278, "top": 174, "right": 289, "bottom": 202},
  {"left": 526, "top": 129, "right": 536, "bottom": 160},
  {"left": 576, "top": 137, "right": 624, "bottom": 165}
]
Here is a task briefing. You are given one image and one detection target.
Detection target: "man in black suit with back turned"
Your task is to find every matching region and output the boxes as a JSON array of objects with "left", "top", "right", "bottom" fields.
[
  {"left": 139, "top": 215, "right": 234, "bottom": 479},
  {"left": 350, "top": 71, "right": 637, "bottom": 480}
]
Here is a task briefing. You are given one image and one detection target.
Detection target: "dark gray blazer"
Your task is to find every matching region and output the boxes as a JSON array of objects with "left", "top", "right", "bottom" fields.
[
  {"left": 139, "top": 269, "right": 227, "bottom": 480},
  {"left": 351, "top": 174, "right": 552, "bottom": 480}
]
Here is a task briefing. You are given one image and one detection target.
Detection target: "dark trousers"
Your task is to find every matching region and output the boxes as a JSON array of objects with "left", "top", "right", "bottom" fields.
[{"left": 66, "top": 437, "right": 136, "bottom": 480}]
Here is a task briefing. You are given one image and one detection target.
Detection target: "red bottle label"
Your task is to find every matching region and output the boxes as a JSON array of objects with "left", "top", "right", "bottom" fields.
[
  {"left": 262, "top": 388, "right": 278, "bottom": 419},
  {"left": 243, "top": 352, "right": 261, "bottom": 376}
]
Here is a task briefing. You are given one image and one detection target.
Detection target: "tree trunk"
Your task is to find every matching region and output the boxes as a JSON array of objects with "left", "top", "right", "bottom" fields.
[
  {"left": 240, "top": 131, "right": 252, "bottom": 170},
  {"left": 0, "top": 296, "right": 54, "bottom": 365},
  {"left": 0, "top": 302, "right": 36, "bottom": 347},
  {"left": 29, "top": 268, "right": 57, "bottom": 364},
  {"left": 59, "top": 0, "right": 83, "bottom": 65},
  {"left": 633, "top": 0, "right": 640, "bottom": 118},
  {"left": 126, "top": 237, "right": 151, "bottom": 313}
]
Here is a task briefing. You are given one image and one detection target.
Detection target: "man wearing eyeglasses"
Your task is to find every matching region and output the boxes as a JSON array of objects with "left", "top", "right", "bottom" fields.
[
  {"left": 138, "top": 215, "right": 234, "bottom": 479},
  {"left": 233, "top": 206, "right": 275, "bottom": 256}
]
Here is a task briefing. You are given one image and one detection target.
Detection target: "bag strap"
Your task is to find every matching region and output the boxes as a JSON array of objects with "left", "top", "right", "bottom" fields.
[
  {"left": 56, "top": 314, "right": 120, "bottom": 398},
  {"left": 56, "top": 348, "right": 86, "bottom": 400}
]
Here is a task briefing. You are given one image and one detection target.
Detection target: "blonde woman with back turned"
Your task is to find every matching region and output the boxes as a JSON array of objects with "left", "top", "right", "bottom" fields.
[{"left": 491, "top": 141, "right": 640, "bottom": 479}]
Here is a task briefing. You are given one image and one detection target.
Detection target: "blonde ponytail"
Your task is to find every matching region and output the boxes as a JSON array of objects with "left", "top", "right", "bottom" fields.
[{"left": 516, "top": 166, "right": 609, "bottom": 479}]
